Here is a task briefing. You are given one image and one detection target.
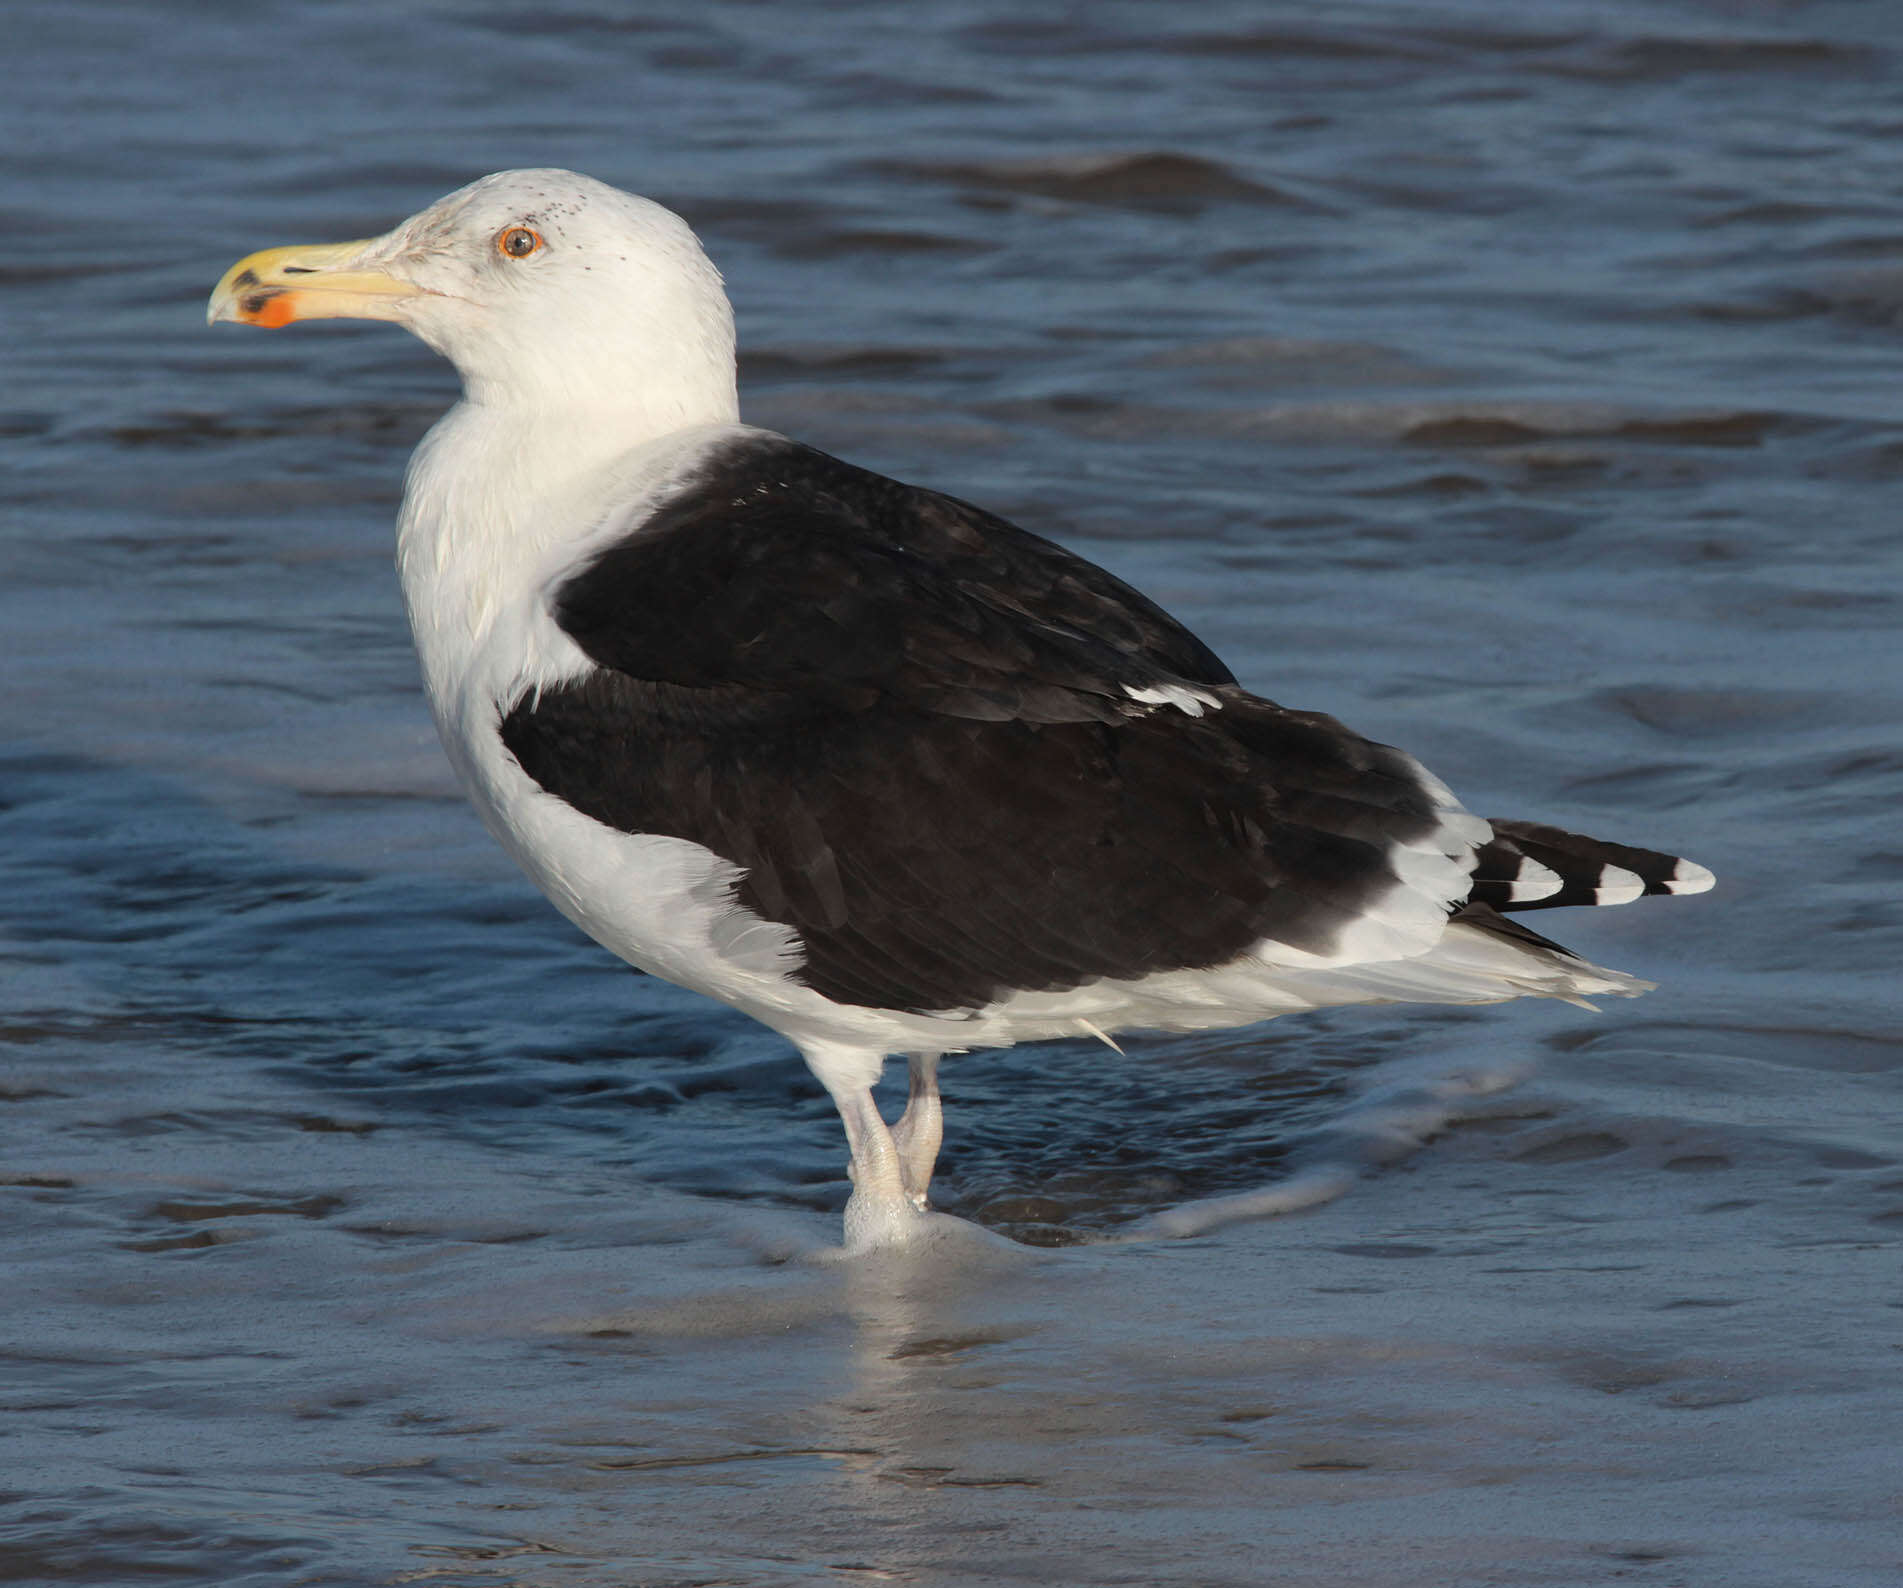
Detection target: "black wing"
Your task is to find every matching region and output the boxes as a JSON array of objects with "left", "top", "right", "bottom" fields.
[
  {"left": 553, "top": 436, "right": 1235, "bottom": 723},
  {"left": 500, "top": 435, "right": 1463, "bottom": 1013}
]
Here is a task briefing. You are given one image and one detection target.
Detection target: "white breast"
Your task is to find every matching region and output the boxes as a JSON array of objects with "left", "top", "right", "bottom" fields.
[{"left": 391, "top": 406, "right": 919, "bottom": 1042}]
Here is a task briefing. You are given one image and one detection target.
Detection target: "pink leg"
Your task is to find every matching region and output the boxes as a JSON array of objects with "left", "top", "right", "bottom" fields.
[{"left": 889, "top": 1053, "right": 943, "bottom": 1210}]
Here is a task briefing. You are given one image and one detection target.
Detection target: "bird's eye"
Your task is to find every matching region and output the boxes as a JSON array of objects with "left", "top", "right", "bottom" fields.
[{"left": 497, "top": 226, "right": 544, "bottom": 260}]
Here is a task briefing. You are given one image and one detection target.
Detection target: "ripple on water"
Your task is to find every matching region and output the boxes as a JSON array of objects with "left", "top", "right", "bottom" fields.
[{"left": 7, "top": 1, "right": 1903, "bottom": 1582}]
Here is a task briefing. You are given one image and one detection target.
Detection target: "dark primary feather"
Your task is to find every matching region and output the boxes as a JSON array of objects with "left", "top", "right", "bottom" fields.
[
  {"left": 499, "top": 436, "right": 1462, "bottom": 1014},
  {"left": 1471, "top": 819, "right": 1700, "bottom": 912}
]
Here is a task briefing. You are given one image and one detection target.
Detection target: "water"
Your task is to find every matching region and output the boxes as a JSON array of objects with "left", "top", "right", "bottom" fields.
[{"left": 5, "top": 0, "right": 1900, "bottom": 1582}]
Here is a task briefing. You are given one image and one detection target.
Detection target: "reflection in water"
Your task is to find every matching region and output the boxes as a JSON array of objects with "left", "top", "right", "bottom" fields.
[{"left": 830, "top": 1226, "right": 1046, "bottom": 1528}]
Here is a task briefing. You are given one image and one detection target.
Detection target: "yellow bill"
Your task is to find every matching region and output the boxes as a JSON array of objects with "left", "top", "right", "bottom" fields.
[{"left": 207, "top": 239, "right": 421, "bottom": 328}]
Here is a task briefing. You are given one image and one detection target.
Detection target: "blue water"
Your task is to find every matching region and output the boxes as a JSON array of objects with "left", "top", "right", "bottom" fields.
[{"left": 5, "top": 2, "right": 1900, "bottom": 1584}]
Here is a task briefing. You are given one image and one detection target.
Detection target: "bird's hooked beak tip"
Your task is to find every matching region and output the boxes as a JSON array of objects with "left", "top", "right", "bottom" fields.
[{"left": 206, "top": 238, "right": 421, "bottom": 329}]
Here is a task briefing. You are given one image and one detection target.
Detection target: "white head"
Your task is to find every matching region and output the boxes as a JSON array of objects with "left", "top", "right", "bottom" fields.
[{"left": 209, "top": 169, "right": 738, "bottom": 432}]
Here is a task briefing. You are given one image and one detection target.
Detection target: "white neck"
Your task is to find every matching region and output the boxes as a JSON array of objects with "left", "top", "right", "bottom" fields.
[{"left": 393, "top": 387, "right": 742, "bottom": 778}]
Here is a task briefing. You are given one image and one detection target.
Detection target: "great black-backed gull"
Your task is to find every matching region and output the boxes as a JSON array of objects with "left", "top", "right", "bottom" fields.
[{"left": 209, "top": 170, "right": 1713, "bottom": 1251}]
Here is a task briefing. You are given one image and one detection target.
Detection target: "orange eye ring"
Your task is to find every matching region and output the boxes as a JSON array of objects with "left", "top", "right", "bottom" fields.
[{"left": 497, "top": 226, "right": 544, "bottom": 260}]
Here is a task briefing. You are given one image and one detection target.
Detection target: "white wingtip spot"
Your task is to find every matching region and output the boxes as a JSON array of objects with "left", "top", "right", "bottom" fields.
[
  {"left": 1507, "top": 855, "right": 1564, "bottom": 902},
  {"left": 1595, "top": 864, "right": 1646, "bottom": 906},
  {"left": 1123, "top": 682, "right": 1222, "bottom": 717},
  {"left": 1664, "top": 858, "right": 1716, "bottom": 895}
]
